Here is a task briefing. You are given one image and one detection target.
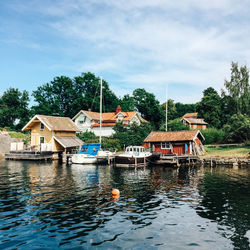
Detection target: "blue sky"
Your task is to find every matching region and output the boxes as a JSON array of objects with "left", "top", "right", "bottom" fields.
[{"left": 0, "top": 0, "right": 249, "bottom": 104}]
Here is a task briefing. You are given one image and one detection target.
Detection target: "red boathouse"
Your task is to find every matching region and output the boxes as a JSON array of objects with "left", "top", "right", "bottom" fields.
[{"left": 144, "top": 130, "right": 205, "bottom": 155}]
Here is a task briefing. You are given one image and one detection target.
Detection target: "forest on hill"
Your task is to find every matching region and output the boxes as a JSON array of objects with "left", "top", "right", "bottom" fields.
[{"left": 0, "top": 62, "right": 249, "bottom": 146}]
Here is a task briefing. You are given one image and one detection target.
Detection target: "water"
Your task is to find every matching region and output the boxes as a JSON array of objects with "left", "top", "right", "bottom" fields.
[{"left": 0, "top": 160, "right": 250, "bottom": 249}]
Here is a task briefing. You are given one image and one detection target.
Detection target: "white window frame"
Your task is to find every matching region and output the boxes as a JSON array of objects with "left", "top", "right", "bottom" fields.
[
  {"left": 161, "top": 142, "right": 171, "bottom": 149},
  {"left": 40, "top": 123, "right": 44, "bottom": 130},
  {"left": 40, "top": 136, "right": 45, "bottom": 144}
]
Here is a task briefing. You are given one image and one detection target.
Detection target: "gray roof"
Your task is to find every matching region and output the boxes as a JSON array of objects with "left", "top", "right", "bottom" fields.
[{"left": 54, "top": 136, "right": 82, "bottom": 148}]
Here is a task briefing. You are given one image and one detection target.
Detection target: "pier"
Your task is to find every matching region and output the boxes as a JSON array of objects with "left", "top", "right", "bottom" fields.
[
  {"left": 150, "top": 154, "right": 200, "bottom": 167},
  {"left": 5, "top": 151, "right": 54, "bottom": 161}
]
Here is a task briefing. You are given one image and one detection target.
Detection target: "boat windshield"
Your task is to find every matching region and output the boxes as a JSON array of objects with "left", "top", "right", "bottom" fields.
[
  {"left": 125, "top": 146, "right": 145, "bottom": 154},
  {"left": 79, "top": 143, "right": 101, "bottom": 156}
]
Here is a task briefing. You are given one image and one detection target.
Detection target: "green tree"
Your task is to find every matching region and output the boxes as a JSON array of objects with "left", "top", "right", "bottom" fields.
[
  {"left": 161, "top": 99, "right": 177, "bottom": 121},
  {"left": 223, "top": 62, "right": 250, "bottom": 116},
  {"left": 223, "top": 114, "right": 250, "bottom": 143},
  {"left": 197, "top": 87, "right": 222, "bottom": 128},
  {"left": 119, "top": 94, "right": 135, "bottom": 111},
  {"left": 113, "top": 122, "right": 152, "bottom": 148},
  {"left": 133, "top": 88, "right": 164, "bottom": 129},
  {"left": 0, "top": 88, "right": 30, "bottom": 130},
  {"left": 32, "top": 72, "right": 119, "bottom": 118},
  {"left": 160, "top": 118, "right": 190, "bottom": 131},
  {"left": 175, "top": 102, "right": 197, "bottom": 118}
]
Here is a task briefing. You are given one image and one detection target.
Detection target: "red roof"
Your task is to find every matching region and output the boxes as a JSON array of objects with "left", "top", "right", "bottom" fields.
[
  {"left": 80, "top": 106, "right": 147, "bottom": 125},
  {"left": 144, "top": 130, "right": 204, "bottom": 142},
  {"left": 183, "top": 112, "right": 198, "bottom": 118},
  {"left": 92, "top": 123, "right": 116, "bottom": 127}
]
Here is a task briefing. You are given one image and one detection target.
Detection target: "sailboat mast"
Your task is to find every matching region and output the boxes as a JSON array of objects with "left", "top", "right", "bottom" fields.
[
  {"left": 166, "top": 84, "right": 168, "bottom": 132},
  {"left": 99, "top": 77, "right": 103, "bottom": 145}
]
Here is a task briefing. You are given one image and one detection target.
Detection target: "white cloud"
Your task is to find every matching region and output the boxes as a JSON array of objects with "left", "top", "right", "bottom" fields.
[{"left": 4, "top": 0, "right": 250, "bottom": 103}]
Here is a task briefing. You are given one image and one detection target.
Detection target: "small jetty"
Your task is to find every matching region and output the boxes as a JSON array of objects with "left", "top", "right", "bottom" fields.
[
  {"left": 149, "top": 154, "right": 200, "bottom": 167},
  {"left": 5, "top": 151, "right": 54, "bottom": 161}
]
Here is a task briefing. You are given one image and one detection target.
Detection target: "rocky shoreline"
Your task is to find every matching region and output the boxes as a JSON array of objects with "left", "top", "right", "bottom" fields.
[{"left": 200, "top": 156, "right": 250, "bottom": 167}]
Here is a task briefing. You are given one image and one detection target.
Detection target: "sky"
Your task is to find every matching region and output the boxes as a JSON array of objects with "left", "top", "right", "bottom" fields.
[{"left": 0, "top": 0, "right": 250, "bottom": 104}]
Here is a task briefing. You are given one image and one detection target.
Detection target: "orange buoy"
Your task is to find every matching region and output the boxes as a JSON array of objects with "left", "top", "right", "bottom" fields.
[{"left": 112, "top": 188, "right": 120, "bottom": 199}]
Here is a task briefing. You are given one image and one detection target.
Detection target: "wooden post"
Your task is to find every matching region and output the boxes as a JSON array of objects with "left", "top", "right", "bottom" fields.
[{"left": 135, "top": 157, "right": 137, "bottom": 167}]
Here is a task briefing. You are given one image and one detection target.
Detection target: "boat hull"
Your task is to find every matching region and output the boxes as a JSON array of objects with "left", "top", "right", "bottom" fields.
[
  {"left": 71, "top": 154, "right": 97, "bottom": 164},
  {"left": 115, "top": 155, "right": 153, "bottom": 167}
]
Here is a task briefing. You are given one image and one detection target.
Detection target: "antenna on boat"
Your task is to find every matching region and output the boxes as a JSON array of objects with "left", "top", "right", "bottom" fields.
[
  {"left": 99, "top": 77, "right": 103, "bottom": 146},
  {"left": 166, "top": 83, "right": 168, "bottom": 132}
]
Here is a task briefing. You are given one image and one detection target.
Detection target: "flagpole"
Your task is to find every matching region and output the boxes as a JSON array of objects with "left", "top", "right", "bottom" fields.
[
  {"left": 166, "top": 84, "right": 168, "bottom": 132},
  {"left": 99, "top": 77, "right": 102, "bottom": 145}
]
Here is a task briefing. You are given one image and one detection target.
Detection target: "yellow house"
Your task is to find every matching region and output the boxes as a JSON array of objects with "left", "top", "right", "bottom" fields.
[{"left": 22, "top": 115, "right": 82, "bottom": 153}]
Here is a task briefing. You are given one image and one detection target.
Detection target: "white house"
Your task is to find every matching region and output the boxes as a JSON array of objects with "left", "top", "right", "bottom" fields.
[{"left": 72, "top": 105, "right": 147, "bottom": 137}]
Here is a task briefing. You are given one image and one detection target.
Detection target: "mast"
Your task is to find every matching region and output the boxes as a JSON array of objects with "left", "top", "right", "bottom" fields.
[
  {"left": 165, "top": 84, "right": 168, "bottom": 131},
  {"left": 99, "top": 77, "right": 103, "bottom": 145}
]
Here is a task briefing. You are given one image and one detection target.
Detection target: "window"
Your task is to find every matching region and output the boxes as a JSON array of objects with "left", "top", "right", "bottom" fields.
[
  {"left": 161, "top": 142, "right": 171, "bottom": 149},
  {"left": 40, "top": 123, "right": 44, "bottom": 130},
  {"left": 40, "top": 137, "right": 45, "bottom": 144}
]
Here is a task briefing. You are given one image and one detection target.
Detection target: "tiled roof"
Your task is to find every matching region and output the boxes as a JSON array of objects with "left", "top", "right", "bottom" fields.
[
  {"left": 183, "top": 118, "right": 208, "bottom": 125},
  {"left": 84, "top": 110, "right": 100, "bottom": 120},
  {"left": 23, "top": 115, "right": 81, "bottom": 132},
  {"left": 183, "top": 112, "right": 198, "bottom": 118},
  {"left": 82, "top": 110, "right": 139, "bottom": 122},
  {"left": 144, "top": 130, "right": 203, "bottom": 142},
  {"left": 92, "top": 123, "right": 116, "bottom": 127}
]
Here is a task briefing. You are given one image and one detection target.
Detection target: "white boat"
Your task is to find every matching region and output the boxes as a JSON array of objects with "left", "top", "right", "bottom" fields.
[
  {"left": 71, "top": 143, "right": 101, "bottom": 164},
  {"left": 115, "top": 146, "right": 152, "bottom": 167}
]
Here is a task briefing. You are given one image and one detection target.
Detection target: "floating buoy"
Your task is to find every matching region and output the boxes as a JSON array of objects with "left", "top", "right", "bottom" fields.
[{"left": 112, "top": 188, "right": 120, "bottom": 199}]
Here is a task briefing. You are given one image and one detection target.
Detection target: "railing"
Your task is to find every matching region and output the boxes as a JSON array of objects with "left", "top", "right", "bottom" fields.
[{"left": 205, "top": 143, "right": 245, "bottom": 148}]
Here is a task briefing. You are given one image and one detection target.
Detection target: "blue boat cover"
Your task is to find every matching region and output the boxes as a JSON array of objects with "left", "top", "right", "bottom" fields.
[{"left": 77, "top": 143, "right": 101, "bottom": 156}]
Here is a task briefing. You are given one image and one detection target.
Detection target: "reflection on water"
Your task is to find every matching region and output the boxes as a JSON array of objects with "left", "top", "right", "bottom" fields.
[{"left": 0, "top": 160, "right": 249, "bottom": 249}]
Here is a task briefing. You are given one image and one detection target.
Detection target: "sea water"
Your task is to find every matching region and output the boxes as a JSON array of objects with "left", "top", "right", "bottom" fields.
[{"left": 0, "top": 160, "right": 249, "bottom": 249}]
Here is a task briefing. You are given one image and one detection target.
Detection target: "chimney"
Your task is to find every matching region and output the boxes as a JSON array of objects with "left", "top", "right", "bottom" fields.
[{"left": 115, "top": 105, "right": 122, "bottom": 115}]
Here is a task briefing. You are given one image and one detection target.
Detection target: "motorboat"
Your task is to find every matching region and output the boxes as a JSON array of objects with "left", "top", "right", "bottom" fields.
[
  {"left": 115, "top": 146, "right": 152, "bottom": 167},
  {"left": 71, "top": 143, "right": 101, "bottom": 164}
]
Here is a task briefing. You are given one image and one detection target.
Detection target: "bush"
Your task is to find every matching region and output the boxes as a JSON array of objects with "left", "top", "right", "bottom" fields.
[
  {"left": 202, "top": 128, "right": 226, "bottom": 145},
  {"left": 77, "top": 131, "right": 97, "bottom": 141}
]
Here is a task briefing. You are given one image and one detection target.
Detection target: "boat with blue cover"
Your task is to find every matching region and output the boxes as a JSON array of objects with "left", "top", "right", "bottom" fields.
[{"left": 71, "top": 143, "right": 101, "bottom": 164}]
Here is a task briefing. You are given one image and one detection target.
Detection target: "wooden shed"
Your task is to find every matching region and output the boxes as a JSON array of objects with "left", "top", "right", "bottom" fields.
[
  {"left": 144, "top": 130, "right": 205, "bottom": 155},
  {"left": 181, "top": 113, "right": 208, "bottom": 130},
  {"left": 22, "top": 115, "right": 82, "bottom": 153}
]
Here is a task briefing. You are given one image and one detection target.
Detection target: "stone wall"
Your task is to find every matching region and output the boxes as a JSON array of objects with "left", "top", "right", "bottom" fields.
[{"left": 0, "top": 134, "right": 23, "bottom": 159}]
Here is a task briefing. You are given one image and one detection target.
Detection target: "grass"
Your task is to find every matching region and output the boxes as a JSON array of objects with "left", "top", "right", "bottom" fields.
[
  {"left": 203, "top": 145, "right": 250, "bottom": 158},
  {"left": 8, "top": 132, "right": 26, "bottom": 139}
]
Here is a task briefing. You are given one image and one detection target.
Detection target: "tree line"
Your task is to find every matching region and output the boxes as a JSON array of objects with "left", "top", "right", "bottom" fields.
[{"left": 0, "top": 62, "right": 249, "bottom": 144}]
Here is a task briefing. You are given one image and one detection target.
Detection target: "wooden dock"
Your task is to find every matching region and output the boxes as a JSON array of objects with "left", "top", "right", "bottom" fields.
[
  {"left": 5, "top": 151, "right": 54, "bottom": 161},
  {"left": 150, "top": 154, "right": 200, "bottom": 167}
]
